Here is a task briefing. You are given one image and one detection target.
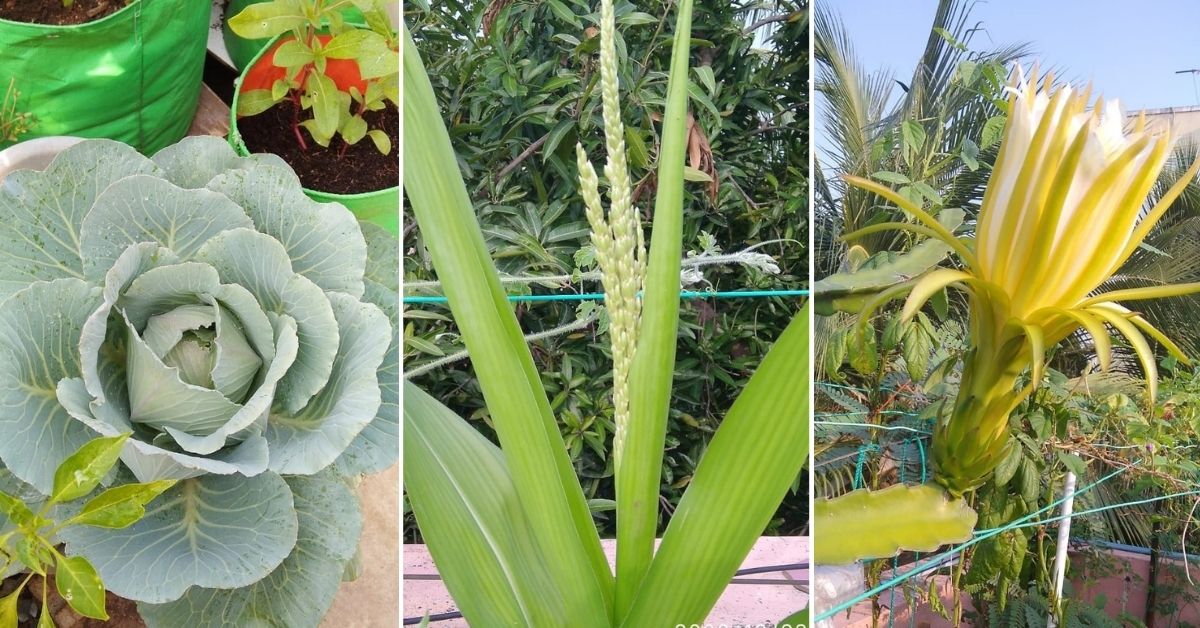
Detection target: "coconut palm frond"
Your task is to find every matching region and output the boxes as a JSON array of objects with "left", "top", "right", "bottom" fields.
[
  {"left": 813, "top": 2, "right": 894, "bottom": 177},
  {"left": 815, "top": 0, "right": 1030, "bottom": 271},
  {"left": 813, "top": 2, "right": 901, "bottom": 255}
]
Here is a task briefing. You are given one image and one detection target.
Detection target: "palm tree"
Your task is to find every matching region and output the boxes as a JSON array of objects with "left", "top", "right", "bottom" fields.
[
  {"left": 812, "top": 0, "right": 1027, "bottom": 380},
  {"left": 815, "top": 1, "right": 1200, "bottom": 368},
  {"left": 814, "top": 0, "right": 1028, "bottom": 278}
]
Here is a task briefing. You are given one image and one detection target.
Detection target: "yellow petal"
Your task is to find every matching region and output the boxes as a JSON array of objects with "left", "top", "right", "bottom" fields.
[
  {"left": 992, "top": 88, "right": 1072, "bottom": 287},
  {"left": 1080, "top": 281, "right": 1200, "bottom": 308},
  {"left": 1018, "top": 321, "right": 1046, "bottom": 389},
  {"left": 1067, "top": 135, "right": 1171, "bottom": 300},
  {"left": 1087, "top": 305, "right": 1158, "bottom": 408},
  {"left": 1113, "top": 154, "right": 1200, "bottom": 271},
  {"left": 1038, "top": 134, "right": 1154, "bottom": 306},
  {"left": 1092, "top": 302, "right": 1191, "bottom": 365},
  {"left": 842, "top": 175, "right": 979, "bottom": 271},
  {"left": 900, "top": 269, "right": 975, "bottom": 323},
  {"left": 1013, "top": 105, "right": 1093, "bottom": 313},
  {"left": 839, "top": 221, "right": 952, "bottom": 246},
  {"left": 1032, "top": 307, "right": 1112, "bottom": 373}
]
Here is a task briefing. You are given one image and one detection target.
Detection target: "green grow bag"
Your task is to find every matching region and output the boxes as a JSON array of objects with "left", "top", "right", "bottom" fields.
[
  {"left": 228, "top": 32, "right": 399, "bottom": 235},
  {"left": 222, "top": 0, "right": 365, "bottom": 72},
  {"left": 0, "top": 0, "right": 210, "bottom": 154}
]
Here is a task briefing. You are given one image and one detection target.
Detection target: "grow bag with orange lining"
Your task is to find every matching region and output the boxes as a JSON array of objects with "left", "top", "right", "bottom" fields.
[{"left": 230, "top": 33, "right": 399, "bottom": 235}]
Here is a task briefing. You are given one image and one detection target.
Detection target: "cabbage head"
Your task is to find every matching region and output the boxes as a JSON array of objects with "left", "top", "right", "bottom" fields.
[{"left": 0, "top": 137, "right": 398, "bottom": 626}]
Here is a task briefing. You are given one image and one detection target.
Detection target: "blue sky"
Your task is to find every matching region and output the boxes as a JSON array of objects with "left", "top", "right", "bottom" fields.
[{"left": 829, "top": 0, "right": 1200, "bottom": 111}]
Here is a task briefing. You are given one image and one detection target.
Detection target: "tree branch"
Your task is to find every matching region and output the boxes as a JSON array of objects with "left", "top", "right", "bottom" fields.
[
  {"left": 742, "top": 12, "right": 794, "bottom": 36},
  {"left": 494, "top": 132, "right": 550, "bottom": 184}
]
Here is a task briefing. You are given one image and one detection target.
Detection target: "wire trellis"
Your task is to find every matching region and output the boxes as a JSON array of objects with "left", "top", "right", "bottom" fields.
[{"left": 402, "top": 288, "right": 811, "bottom": 305}]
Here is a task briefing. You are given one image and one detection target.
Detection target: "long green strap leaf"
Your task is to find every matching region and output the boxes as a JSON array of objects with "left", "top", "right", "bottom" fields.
[
  {"left": 622, "top": 303, "right": 812, "bottom": 625},
  {"left": 614, "top": 0, "right": 694, "bottom": 617},
  {"left": 403, "top": 382, "right": 568, "bottom": 626},
  {"left": 780, "top": 608, "right": 809, "bottom": 627},
  {"left": 403, "top": 26, "right": 612, "bottom": 623}
]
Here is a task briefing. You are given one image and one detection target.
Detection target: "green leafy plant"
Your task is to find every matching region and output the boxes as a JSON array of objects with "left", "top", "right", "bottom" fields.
[
  {"left": 404, "top": 0, "right": 810, "bottom": 623},
  {"left": 813, "top": 0, "right": 1022, "bottom": 280},
  {"left": 978, "top": 586, "right": 1124, "bottom": 628},
  {"left": 229, "top": 0, "right": 398, "bottom": 154},
  {"left": 57, "top": 0, "right": 131, "bottom": 9},
  {"left": 405, "top": 0, "right": 808, "bottom": 541},
  {"left": 812, "top": 0, "right": 1021, "bottom": 387},
  {"left": 0, "top": 135, "right": 397, "bottom": 626},
  {"left": 1, "top": 434, "right": 173, "bottom": 626}
]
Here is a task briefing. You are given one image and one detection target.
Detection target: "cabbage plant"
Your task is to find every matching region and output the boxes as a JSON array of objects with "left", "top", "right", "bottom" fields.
[{"left": 0, "top": 136, "right": 398, "bottom": 626}]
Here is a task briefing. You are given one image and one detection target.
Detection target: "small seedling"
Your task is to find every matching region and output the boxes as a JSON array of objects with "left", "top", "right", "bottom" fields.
[
  {"left": 0, "top": 79, "right": 33, "bottom": 144},
  {"left": 0, "top": 435, "right": 175, "bottom": 627},
  {"left": 59, "top": 1, "right": 133, "bottom": 10},
  {"left": 230, "top": 0, "right": 398, "bottom": 154}
]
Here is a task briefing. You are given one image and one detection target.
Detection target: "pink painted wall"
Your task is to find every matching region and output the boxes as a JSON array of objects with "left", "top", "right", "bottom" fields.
[
  {"left": 1073, "top": 548, "right": 1200, "bottom": 623},
  {"left": 404, "top": 536, "right": 809, "bottom": 625}
]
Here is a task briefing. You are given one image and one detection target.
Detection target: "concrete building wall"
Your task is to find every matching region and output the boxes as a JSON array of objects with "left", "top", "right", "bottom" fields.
[{"left": 1131, "top": 105, "right": 1200, "bottom": 146}]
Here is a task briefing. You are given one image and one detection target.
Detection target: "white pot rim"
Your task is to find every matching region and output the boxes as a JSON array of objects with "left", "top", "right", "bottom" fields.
[{"left": 0, "top": 136, "right": 86, "bottom": 182}]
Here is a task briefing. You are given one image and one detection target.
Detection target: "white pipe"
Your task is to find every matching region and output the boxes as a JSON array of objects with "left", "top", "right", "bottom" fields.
[{"left": 1048, "top": 471, "right": 1078, "bottom": 628}]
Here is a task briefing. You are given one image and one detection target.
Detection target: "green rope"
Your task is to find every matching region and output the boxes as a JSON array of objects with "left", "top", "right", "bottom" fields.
[
  {"left": 814, "top": 421, "right": 931, "bottom": 435},
  {"left": 813, "top": 410, "right": 924, "bottom": 418},
  {"left": 916, "top": 437, "right": 927, "bottom": 484},
  {"left": 852, "top": 444, "right": 879, "bottom": 490},
  {"left": 402, "top": 288, "right": 810, "bottom": 304},
  {"left": 975, "top": 486, "right": 1200, "bottom": 535}
]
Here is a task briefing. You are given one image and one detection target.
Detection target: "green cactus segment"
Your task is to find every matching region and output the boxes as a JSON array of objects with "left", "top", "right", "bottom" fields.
[
  {"left": 814, "top": 208, "right": 965, "bottom": 316},
  {"left": 814, "top": 483, "right": 978, "bottom": 565}
]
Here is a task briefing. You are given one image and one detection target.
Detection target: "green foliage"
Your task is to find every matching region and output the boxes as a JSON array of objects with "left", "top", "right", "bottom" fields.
[
  {"left": 404, "top": 4, "right": 812, "bottom": 622},
  {"left": 963, "top": 482, "right": 1031, "bottom": 606},
  {"left": 405, "top": 0, "right": 809, "bottom": 538},
  {"left": 0, "top": 435, "right": 175, "bottom": 626},
  {"left": 812, "top": 0, "right": 1015, "bottom": 382},
  {"left": 978, "top": 586, "right": 1124, "bottom": 628},
  {"left": 230, "top": 0, "right": 398, "bottom": 152},
  {"left": 814, "top": 0, "right": 1022, "bottom": 280},
  {"left": 813, "top": 208, "right": 964, "bottom": 316}
]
